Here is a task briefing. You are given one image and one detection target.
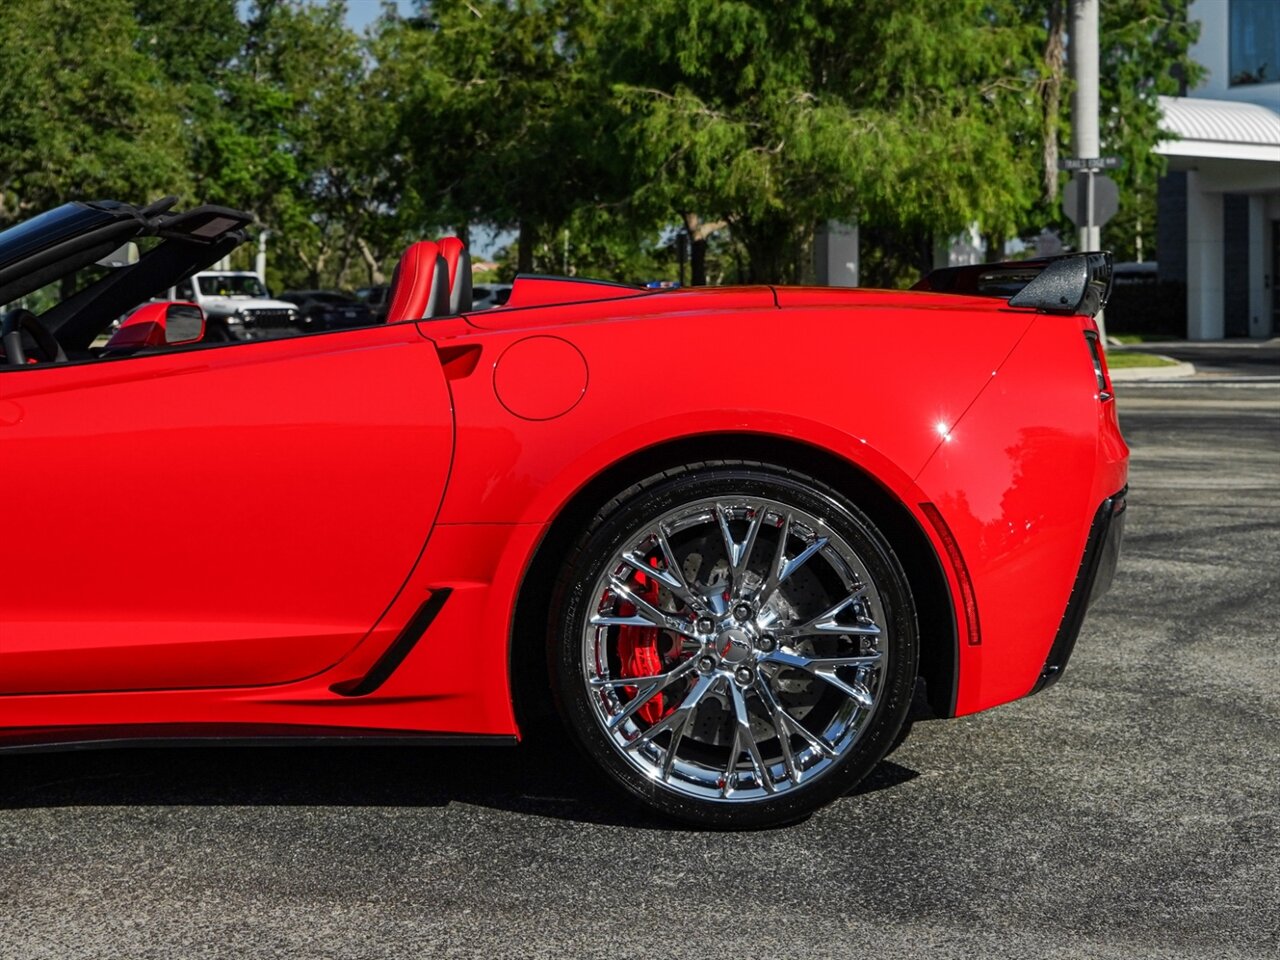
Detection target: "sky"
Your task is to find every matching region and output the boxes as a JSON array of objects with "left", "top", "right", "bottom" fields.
[{"left": 344, "top": 0, "right": 411, "bottom": 34}]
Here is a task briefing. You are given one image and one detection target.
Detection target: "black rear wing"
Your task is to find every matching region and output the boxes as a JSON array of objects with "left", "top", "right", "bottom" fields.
[{"left": 912, "top": 252, "right": 1113, "bottom": 318}]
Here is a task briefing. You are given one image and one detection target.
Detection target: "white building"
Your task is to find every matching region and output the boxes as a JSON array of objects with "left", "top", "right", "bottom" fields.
[{"left": 1157, "top": 0, "right": 1280, "bottom": 339}]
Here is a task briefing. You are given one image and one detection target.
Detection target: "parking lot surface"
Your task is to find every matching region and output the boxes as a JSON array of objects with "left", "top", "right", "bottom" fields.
[{"left": 1, "top": 381, "right": 1277, "bottom": 960}]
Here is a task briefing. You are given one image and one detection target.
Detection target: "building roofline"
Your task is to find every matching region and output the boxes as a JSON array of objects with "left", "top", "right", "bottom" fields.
[{"left": 1157, "top": 95, "right": 1280, "bottom": 162}]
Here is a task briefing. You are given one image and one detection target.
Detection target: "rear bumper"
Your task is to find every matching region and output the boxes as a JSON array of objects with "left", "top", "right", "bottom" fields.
[{"left": 1031, "top": 486, "right": 1127, "bottom": 694}]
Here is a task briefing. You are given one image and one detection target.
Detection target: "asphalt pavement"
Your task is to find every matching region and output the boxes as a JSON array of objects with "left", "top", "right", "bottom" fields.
[{"left": 1, "top": 373, "right": 1277, "bottom": 959}]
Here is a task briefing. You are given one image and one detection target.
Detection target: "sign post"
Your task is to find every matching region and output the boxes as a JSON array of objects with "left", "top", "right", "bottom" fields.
[
  {"left": 1059, "top": 156, "right": 1123, "bottom": 245},
  {"left": 1059, "top": 155, "right": 1122, "bottom": 339},
  {"left": 1069, "top": 0, "right": 1104, "bottom": 336},
  {"left": 1060, "top": 164, "right": 1120, "bottom": 230}
]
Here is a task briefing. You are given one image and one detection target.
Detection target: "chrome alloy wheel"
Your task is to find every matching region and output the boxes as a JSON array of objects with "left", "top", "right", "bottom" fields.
[{"left": 580, "top": 496, "right": 888, "bottom": 802}]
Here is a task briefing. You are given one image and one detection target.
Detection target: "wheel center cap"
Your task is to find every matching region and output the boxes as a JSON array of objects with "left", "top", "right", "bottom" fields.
[{"left": 717, "top": 629, "right": 753, "bottom": 664}]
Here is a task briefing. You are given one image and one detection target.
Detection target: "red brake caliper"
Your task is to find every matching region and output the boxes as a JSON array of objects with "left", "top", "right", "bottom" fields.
[{"left": 616, "top": 570, "right": 671, "bottom": 724}]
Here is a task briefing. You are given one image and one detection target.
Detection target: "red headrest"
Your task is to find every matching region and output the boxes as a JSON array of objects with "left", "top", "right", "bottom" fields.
[
  {"left": 436, "top": 237, "right": 473, "bottom": 313},
  {"left": 385, "top": 241, "right": 449, "bottom": 323}
]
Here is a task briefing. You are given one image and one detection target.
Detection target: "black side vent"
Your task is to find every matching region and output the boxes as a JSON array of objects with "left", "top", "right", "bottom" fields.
[{"left": 332, "top": 589, "right": 452, "bottom": 697}]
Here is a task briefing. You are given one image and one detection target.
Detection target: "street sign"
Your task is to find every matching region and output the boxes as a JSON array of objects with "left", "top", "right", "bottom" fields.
[
  {"left": 1058, "top": 156, "right": 1123, "bottom": 171},
  {"left": 1062, "top": 173, "right": 1119, "bottom": 228}
]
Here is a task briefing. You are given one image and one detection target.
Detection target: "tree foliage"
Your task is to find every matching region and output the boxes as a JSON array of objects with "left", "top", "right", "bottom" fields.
[
  {"left": 376, "top": 0, "right": 616, "bottom": 273},
  {"left": 1096, "top": 0, "right": 1203, "bottom": 261},
  {"left": 603, "top": 0, "right": 1049, "bottom": 282},
  {"left": 0, "top": 0, "right": 1204, "bottom": 289},
  {"left": 0, "top": 0, "right": 188, "bottom": 222}
]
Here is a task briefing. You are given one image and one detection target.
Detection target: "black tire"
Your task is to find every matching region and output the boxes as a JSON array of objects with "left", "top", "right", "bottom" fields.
[{"left": 549, "top": 461, "right": 918, "bottom": 828}]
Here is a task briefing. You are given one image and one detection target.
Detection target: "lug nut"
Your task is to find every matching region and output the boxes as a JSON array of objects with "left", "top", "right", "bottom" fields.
[
  {"left": 697, "top": 656, "right": 716, "bottom": 674},
  {"left": 756, "top": 635, "right": 776, "bottom": 652},
  {"left": 696, "top": 616, "right": 716, "bottom": 634},
  {"left": 734, "top": 666, "right": 754, "bottom": 686},
  {"left": 732, "top": 602, "right": 753, "bottom": 622}
]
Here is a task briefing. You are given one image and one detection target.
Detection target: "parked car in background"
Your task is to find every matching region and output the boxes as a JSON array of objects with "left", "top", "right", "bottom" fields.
[
  {"left": 354, "top": 284, "right": 390, "bottom": 322},
  {"left": 171, "top": 271, "right": 299, "bottom": 340},
  {"left": 279, "top": 290, "right": 374, "bottom": 331},
  {"left": 1104, "top": 261, "right": 1183, "bottom": 338},
  {"left": 472, "top": 283, "right": 512, "bottom": 310}
]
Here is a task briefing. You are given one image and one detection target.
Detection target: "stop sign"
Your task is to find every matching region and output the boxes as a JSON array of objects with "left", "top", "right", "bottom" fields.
[{"left": 1062, "top": 173, "right": 1119, "bottom": 228}]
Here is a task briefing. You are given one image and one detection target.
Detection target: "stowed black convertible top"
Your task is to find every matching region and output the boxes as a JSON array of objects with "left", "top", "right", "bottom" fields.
[{"left": 0, "top": 199, "right": 254, "bottom": 350}]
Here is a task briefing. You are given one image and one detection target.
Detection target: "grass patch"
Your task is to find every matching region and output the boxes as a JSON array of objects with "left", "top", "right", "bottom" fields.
[
  {"left": 1105, "top": 351, "right": 1182, "bottom": 369},
  {"left": 1109, "top": 332, "right": 1179, "bottom": 344}
]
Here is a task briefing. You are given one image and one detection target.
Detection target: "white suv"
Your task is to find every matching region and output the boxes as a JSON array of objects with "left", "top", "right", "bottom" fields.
[{"left": 170, "top": 271, "right": 300, "bottom": 341}]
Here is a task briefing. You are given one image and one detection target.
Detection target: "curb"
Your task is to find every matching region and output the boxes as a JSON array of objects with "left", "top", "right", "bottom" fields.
[{"left": 1108, "top": 359, "right": 1197, "bottom": 381}]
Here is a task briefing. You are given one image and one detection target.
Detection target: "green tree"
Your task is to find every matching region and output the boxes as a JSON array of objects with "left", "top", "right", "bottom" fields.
[
  {"left": 0, "top": 0, "right": 189, "bottom": 225},
  {"left": 161, "top": 1, "right": 408, "bottom": 290},
  {"left": 1019, "top": 0, "right": 1202, "bottom": 261},
  {"left": 378, "top": 0, "right": 614, "bottom": 274},
  {"left": 243, "top": 1, "right": 403, "bottom": 288},
  {"left": 1096, "top": 0, "right": 1203, "bottom": 261},
  {"left": 132, "top": 0, "right": 246, "bottom": 205},
  {"left": 0, "top": 0, "right": 1203, "bottom": 293},
  {"left": 600, "top": 0, "right": 1046, "bottom": 283}
]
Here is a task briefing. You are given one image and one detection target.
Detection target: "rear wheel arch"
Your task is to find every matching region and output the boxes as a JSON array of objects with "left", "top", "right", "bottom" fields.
[{"left": 510, "top": 433, "right": 958, "bottom": 736}]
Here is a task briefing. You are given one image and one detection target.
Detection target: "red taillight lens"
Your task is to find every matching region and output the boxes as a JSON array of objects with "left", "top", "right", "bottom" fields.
[{"left": 1084, "top": 330, "right": 1112, "bottom": 399}]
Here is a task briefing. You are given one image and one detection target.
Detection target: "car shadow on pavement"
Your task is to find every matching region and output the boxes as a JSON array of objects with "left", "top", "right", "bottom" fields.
[{"left": 0, "top": 739, "right": 920, "bottom": 830}]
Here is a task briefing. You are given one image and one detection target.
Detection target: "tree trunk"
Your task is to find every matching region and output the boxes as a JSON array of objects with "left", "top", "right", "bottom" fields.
[
  {"left": 918, "top": 232, "right": 934, "bottom": 279},
  {"left": 690, "top": 237, "right": 708, "bottom": 286},
  {"left": 356, "top": 237, "right": 386, "bottom": 286},
  {"left": 738, "top": 213, "right": 792, "bottom": 284},
  {"left": 984, "top": 233, "right": 1003, "bottom": 263},
  {"left": 335, "top": 245, "right": 354, "bottom": 291},
  {"left": 296, "top": 246, "right": 329, "bottom": 289},
  {"left": 518, "top": 220, "right": 536, "bottom": 274},
  {"left": 1042, "top": 0, "right": 1068, "bottom": 205},
  {"left": 744, "top": 238, "right": 781, "bottom": 284},
  {"left": 681, "top": 213, "right": 725, "bottom": 286},
  {"left": 792, "top": 225, "right": 816, "bottom": 285}
]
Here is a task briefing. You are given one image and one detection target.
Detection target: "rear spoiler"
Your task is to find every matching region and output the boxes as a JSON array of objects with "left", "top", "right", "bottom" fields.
[{"left": 912, "top": 252, "right": 1113, "bottom": 318}]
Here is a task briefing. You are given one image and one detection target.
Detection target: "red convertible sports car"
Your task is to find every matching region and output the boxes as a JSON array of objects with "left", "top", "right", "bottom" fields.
[{"left": 0, "top": 199, "right": 1126, "bottom": 827}]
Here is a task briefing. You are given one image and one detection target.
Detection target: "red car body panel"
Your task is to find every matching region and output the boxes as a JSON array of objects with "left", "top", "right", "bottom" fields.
[
  {"left": 1, "top": 324, "right": 453, "bottom": 696},
  {"left": 914, "top": 313, "right": 1126, "bottom": 712},
  {"left": 0, "top": 272, "right": 1127, "bottom": 745},
  {"left": 428, "top": 289, "right": 1032, "bottom": 524}
]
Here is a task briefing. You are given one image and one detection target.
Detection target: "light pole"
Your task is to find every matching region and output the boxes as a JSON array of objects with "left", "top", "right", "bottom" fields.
[
  {"left": 1070, "top": 0, "right": 1106, "bottom": 337},
  {"left": 256, "top": 230, "right": 269, "bottom": 282},
  {"left": 1070, "top": 0, "right": 1101, "bottom": 257}
]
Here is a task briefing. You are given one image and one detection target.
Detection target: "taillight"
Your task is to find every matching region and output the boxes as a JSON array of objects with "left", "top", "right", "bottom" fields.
[{"left": 1084, "top": 330, "right": 1112, "bottom": 400}]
